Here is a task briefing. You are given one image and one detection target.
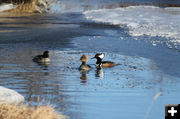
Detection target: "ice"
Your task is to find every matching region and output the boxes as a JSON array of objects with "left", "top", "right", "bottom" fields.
[{"left": 83, "top": 6, "right": 180, "bottom": 46}]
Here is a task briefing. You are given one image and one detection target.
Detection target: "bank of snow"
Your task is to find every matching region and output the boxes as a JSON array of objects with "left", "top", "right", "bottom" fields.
[
  {"left": 0, "top": 86, "right": 24, "bottom": 104},
  {"left": 83, "top": 6, "right": 180, "bottom": 48},
  {"left": 0, "top": 4, "right": 16, "bottom": 12}
]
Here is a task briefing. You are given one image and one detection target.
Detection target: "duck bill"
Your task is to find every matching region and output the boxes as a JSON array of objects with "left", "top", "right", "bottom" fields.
[{"left": 91, "top": 57, "right": 95, "bottom": 59}]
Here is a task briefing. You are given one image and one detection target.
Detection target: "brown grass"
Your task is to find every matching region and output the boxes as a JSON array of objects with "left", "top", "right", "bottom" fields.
[
  {"left": 5, "top": 0, "right": 45, "bottom": 13},
  {"left": 0, "top": 103, "right": 66, "bottom": 119}
]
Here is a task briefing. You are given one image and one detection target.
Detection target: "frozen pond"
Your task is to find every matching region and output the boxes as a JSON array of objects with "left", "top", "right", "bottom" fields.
[{"left": 0, "top": 0, "right": 180, "bottom": 119}]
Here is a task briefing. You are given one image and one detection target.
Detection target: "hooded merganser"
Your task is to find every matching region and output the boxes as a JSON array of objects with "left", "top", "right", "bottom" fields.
[
  {"left": 32, "top": 51, "right": 50, "bottom": 63},
  {"left": 79, "top": 54, "right": 91, "bottom": 71},
  {"left": 92, "top": 53, "right": 117, "bottom": 69}
]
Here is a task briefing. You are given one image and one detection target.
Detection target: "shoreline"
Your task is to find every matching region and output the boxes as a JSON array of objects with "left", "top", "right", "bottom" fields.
[
  {"left": 1, "top": 1, "right": 180, "bottom": 14},
  {"left": 94, "top": 2, "right": 180, "bottom": 9}
]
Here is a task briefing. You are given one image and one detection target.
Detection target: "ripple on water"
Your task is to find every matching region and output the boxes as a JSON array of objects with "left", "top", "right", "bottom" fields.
[{"left": 0, "top": 50, "right": 179, "bottom": 109}]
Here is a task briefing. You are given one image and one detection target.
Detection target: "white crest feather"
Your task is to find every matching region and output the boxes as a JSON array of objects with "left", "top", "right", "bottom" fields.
[{"left": 99, "top": 53, "right": 104, "bottom": 59}]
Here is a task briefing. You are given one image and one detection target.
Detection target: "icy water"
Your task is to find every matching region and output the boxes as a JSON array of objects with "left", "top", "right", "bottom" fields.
[{"left": 0, "top": 0, "right": 180, "bottom": 119}]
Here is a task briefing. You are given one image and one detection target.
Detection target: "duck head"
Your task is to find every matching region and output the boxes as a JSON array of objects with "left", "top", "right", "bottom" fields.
[
  {"left": 79, "top": 54, "right": 88, "bottom": 63},
  {"left": 91, "top": 53, "right": 104, "bottom": 60},
  {"left": 43, "top": 51, "right": 50, "bottom": 58}
]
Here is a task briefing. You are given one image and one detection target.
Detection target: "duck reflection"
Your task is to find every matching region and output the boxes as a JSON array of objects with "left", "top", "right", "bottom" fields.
[
  {"left": 95, "top": 68, "right": 104, "bottom": 78},
  {"left": 35, "top": 62, "right": 50, "bottom": 70},
  {"left": 80, "top": 70, "right": 88, "bottom": 84}
]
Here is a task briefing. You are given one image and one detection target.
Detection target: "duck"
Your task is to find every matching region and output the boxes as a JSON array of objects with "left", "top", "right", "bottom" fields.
[
  {"left": 32, "top": 51, "right": 50, "bottom": 63},
  {"left": 79, "top": 54, "right": 91, "bottom": 71},
  {"left": 91, "top": 53, "right": 117, "bottom": 69}
]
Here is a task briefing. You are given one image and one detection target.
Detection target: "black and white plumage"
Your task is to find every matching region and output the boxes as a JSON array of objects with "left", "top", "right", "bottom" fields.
[
  {"left": 32, "top": 51, "right": 50, "bottom": 63},
  {"left": 92, "top": 53, "right": 117, "bottom": 69}
]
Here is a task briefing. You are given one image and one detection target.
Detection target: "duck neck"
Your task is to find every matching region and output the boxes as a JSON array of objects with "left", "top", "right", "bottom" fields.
[
  {"left": 96, "top": 58, "right": 102, "bottom": 69},
  {"left": 96, "top": 58, "right": 102, "bottom": 65},
  {"left": 43, "top": 54, "right": 49, "bottom": 58},
  {"left": 82, "top": 61, "right": 87, "bottom": 65}
]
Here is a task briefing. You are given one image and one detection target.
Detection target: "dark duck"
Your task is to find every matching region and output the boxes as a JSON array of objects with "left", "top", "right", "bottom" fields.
[{"left": 32, "top": 51, "right": 50, "bottom": 63}]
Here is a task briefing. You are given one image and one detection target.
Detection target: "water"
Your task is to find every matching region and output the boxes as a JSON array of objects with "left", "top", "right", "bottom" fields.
[{"left": 0, "top": 0, "right": 180, "bottom": 119}]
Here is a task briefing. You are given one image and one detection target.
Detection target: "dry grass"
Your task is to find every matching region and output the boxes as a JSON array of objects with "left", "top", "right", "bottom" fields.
[
  {"left": 5, "top": 0, "right": 47, "bottom": 13},
  {"left": 5, "top": 0, "right": 37, "bottom": 13},
  {"left": 0, "top": 103, "right": 66, "bottom": 119}
]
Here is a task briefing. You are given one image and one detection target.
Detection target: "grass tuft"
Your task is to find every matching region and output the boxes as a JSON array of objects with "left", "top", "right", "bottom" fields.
[
  {"left": 5, "top": 0, "right": 49, "bottom": 13},
  {"left": 0, "top": 103, "right": 66, "bottom": 119}
]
